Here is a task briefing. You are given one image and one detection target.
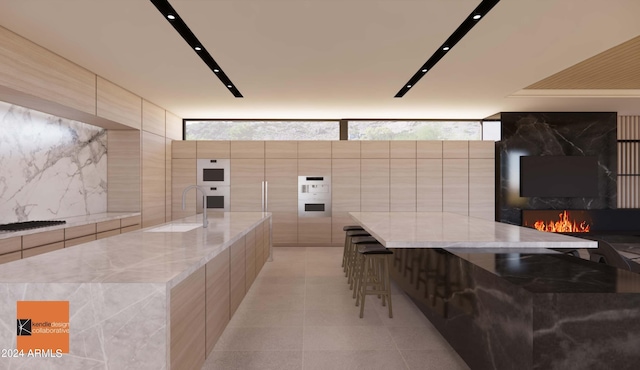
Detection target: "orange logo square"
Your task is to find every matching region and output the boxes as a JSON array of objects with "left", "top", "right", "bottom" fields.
[{"left": 17, "top": 301, "right": 69, "bottom": 354}]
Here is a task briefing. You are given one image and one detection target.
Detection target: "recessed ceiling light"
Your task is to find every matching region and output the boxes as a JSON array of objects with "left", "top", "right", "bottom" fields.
[
  {"left": 395, "top": 0, "right": 500, "bottom": 98},
  {"left": 150, "top": 0, "right": 243, "bottom": 97}
]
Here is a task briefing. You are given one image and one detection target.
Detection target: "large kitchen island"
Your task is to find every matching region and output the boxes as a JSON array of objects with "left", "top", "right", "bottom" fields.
[
  {"left": 350, "top": 212, "right": 640, "bottom": 370},
  {"left": 0, "top": 212, "right": 271, "bottom": 370}
]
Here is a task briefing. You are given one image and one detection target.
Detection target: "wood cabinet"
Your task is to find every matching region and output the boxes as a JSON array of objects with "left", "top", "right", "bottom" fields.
[
  {"left": 266, "top": 141, "right": 297, "bottom": 158},
  {"left": 142, "top": 99, "right": 165, "bottom": 136},
  {"left": 107, "top": 130, "right": 141, "bottom": 212},
  {"left": 443, "top": 141, "right": 469, "bottom": 159},
  {"left": 391, "top": 141, "right": 416, "bottom": 158},
  {"left": 298, "top": 141, "right": 331, "bottom": 158},
  {"left": 197, "top": 141, "right": 230, "bottom": 158},
  {"left": 166, "top": 111, "right": 183, "bottom": 141},
  {"left": 332, "top": 141, "right": 360, "bottom": 158},
  {"left": 64, "top": 223, "right": 96, "bottom": 241},
  {"left": 0, "top": 236, "right": 21, "bottom": 255},
  {"left": 205, "top": 249, "right": 230, "bottom": 355},
  {"left": 0, "top": 251, "right": 21, "bottom": 264},
  {"left": 266, "top": 159, "right": 297, "bottom": 244},
  {"left": 230, "top": 141, "right": 264, "bottom": 158},
  {"left": 170, "top": 266, "right": 206, "bottom": 370},
  {"left": 22, "top": 242, "right": 64, "bottom": 258},
  {"left": 245, "top": 229, "right": 256, "bottom": 290},
  {"left": 390, "top": 159, "right": 417, "bottom": 211},
  {"left": 361, "top": 159, "right": 390, "bottom": 212},
  {"left": 417, "top": 159, "right": 443, "bottom": 212},
  {"left": 172, "top": 159, "right": 197, "bottom": 219},
  {"left": 332, "top": 159, "right": 360, "bottom": 243},
  {"left": 469, "top": 159, "right": 495, "bottom": 220},
  {"left": 97, "top": 77, "right": 142, "bottom": 129},
  {"left": 64, "top": 234, "right": 96, "bottom": 248},
  {"left": 143, "top": 132, "right": 167, "bottom": 228},
  {"left": 229, "top": 237, "right": 246, "bottom": 317},
  {"left": 443, "top": 159, "right": 469, "bottom": 215},
  {"left": 172, "top": 141, "right": 196, "bottom": 159},
  {"left": 22, "top": 229, "right": 64, "bottom": 249},
  {"left": 263, "top": 219, "right": 271, "bottom": 265},
  {"left": 361, "top": 141, "right": 389, "bottom": 159},
  {"left": 230, "top": 159, "right": 264, "bottom": 212},
  {"left": 255, "top": 221, "right": 265, "bottom": 273},
  {"left": 417, "top": 141, "right": 443, "bottom": 158}
]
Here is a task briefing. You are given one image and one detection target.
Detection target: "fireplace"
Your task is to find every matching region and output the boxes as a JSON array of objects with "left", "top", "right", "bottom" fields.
[{"left": 522, "top": 210, "right": 592, "bottom": 233}]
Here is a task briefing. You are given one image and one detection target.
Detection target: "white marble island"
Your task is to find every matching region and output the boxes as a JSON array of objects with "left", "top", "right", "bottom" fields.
[
  {"left": 0, "top": 212, "right": 271, "bottom": 370},
  {"left": 349, "top": 211, "right": 597, "bottom": 251}
]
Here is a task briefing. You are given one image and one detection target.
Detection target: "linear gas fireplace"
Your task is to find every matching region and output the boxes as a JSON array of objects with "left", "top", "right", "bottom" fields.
[{"left": 522, "top": 210, "right": 592, "bottom": 233}]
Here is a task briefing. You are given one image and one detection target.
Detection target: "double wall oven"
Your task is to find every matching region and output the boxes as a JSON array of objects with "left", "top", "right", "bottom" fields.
[{"left": 197, "top": 159, "right": 230, "bottom": 211}]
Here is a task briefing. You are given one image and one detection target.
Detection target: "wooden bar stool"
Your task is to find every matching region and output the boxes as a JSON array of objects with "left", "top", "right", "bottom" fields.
[
  {"left": 347, "top": 235, "right": 377, "bottom": 286},
  {"left": 342, "top": 225, "right": 365, "bottom": 269},
  {"left": 354, "top": 243, "right": 393, "bottom": 319},
  {"left": 343, "top": 229, "right": 372, "bottom": 276}
]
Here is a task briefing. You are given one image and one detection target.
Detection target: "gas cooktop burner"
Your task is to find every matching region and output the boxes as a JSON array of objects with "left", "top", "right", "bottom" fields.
[{"left": 0, "top": 220, "right": 66, "bottom": 232}]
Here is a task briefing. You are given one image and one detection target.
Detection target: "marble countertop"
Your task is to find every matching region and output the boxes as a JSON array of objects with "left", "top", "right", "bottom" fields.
[
  {"left": 0, "top": 212, "right": 142, "bottom": 239},
  {"left": 349, "top": 212, "right": 597, "bottom": 250},
  {"left": 0, "top": 212, "right": 271, "bottom": 288}
]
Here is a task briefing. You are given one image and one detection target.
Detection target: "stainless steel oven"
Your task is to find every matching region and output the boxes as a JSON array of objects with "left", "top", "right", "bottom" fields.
[
  {"left": 197, "top": 159, "right": 231, "bottom": 211},
  {"left": 197, "top": 159, "right": 230, "bottom": 187},
  {"left": 298, "top": 176, "right": 331, "bottom": 217}
]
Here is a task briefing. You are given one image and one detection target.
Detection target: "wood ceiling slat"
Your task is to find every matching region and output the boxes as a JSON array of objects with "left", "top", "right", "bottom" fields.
[{"left": 526, "top": 35, "right": 640, "bottom": 89}]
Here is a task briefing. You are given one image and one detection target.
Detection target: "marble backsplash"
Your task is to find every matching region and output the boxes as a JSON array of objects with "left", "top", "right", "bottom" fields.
[{"left": 0, "top": 101, "right": 107, "bottom": 224}]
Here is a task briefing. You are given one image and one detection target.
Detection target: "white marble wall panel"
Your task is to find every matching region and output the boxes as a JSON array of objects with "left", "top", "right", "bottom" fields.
[
  {"left": 0, "top": 282, "right": 167, "bottom": 370},
  {"left": 0, "top": 101, "right": 107, "bottom": 223}
]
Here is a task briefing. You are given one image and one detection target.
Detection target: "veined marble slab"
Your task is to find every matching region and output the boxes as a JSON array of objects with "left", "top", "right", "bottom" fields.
[{"left": 349, "top": 212, "right": 597, "bottom": 249}]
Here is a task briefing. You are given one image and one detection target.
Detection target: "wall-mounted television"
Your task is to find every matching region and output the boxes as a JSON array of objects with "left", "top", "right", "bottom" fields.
[{"left": 520, "top": 156, "right": 599, "bottom": 197}]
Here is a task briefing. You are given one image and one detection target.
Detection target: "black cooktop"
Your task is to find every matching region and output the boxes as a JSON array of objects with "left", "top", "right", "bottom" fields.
[{"left": 0, "top": 220, "right": 66, "bottom": 232}]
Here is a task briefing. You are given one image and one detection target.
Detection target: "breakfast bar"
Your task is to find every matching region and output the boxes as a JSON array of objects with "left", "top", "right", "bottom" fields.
[
  {"left": 0, "top": 212, "right": 271, "bottom": 370},
  {"left": 350, "top": 212, "right": 640, "bottom": 369}
]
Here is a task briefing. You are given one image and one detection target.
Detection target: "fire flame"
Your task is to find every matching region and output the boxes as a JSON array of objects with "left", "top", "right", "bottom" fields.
[{"left": 532, "top": 210, "right": 590, "bottom": 233}]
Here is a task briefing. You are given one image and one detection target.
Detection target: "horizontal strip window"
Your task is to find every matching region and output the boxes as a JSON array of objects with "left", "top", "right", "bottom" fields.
[
  {"left": 347, "top": 120, "right": 483, "bottom": 140},
  {"left": 185, "top": 120, "right": 340, "bottom": 140}
]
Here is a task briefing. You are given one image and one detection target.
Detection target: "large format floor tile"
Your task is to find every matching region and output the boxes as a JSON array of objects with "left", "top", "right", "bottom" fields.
[{"left": 203, "top": 247, "right": 469, "bottom": 370}]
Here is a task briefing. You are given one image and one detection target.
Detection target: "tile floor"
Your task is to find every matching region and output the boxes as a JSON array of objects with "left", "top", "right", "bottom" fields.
[{"left": 202, "top": 247, "right": 469, "bottom": 370}]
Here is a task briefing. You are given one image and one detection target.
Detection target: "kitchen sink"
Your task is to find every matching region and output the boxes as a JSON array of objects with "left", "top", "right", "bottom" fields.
[{"left": 145, "top": 223, "right": 202, "bottom": 233}]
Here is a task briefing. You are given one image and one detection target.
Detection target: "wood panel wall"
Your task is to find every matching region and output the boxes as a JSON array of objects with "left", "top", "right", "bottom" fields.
[
  {"left": 618, "top": 116, "right": 640, "bottom": 208},
  {"left": 107, "top": 131, "right": 141, "bottom": 212}
]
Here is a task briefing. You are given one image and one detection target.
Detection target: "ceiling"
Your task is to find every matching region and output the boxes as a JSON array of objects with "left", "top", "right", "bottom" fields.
[{"left": 0, "top": 0, "right": 639, "bottom": 120}]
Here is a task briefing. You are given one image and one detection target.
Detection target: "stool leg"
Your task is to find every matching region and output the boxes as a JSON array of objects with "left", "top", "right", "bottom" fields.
[
  {"left": 358, "top": 256, "right": 369, "bottom": 318},
  {"left": 355, "top": 254, "right": 365, "bottom": 303},
  {"left": 384, "top": 255, "right": 393, "bottom": 318}
]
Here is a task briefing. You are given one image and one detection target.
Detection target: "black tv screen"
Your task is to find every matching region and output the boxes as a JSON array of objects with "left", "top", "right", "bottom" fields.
[{"left": 520, "top": 156, "right": 598, "bottom": 197}]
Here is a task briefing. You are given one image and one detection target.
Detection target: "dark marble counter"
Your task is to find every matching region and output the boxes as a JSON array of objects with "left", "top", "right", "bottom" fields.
[{"left": 390, "top": 249, "right": 640, "bottom": 369}]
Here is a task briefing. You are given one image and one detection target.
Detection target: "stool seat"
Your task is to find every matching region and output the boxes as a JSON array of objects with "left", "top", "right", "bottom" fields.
[
  {"left": 343, "top": 225, "right": 364, "bottom": 231},
  {"left": 346, "top": 230, "right": 371, "bottom": 237},
  {"left": 350, "top": 236, "right": 378, "bottom": 244},
  {"left": 354, "top": 246, "right": 393, "bottom": 318},
  {"left": 358, "top": 245, "right": 392, "bottom": 255}
]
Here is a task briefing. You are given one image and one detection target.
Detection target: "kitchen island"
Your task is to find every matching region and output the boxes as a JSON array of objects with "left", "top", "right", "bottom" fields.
[
  {"left": 0, "top": 212, "right": 271, "bottom": 370},
  {"left": 350, "top": 212, "right": 640, "bottom": 369}
]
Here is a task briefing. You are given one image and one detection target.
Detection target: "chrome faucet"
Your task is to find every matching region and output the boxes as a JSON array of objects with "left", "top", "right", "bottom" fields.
[{"left": 182, "top": 185, "right": 209, "bottom": 228}]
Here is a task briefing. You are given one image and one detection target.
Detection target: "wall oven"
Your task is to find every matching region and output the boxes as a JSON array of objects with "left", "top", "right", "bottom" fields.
[
  {"left": 197, "top": 159, "right": 230, "bottom": 211},
  {"left": 197, "top": 159, "right": 230, "bottom": 187},
  {"left": 298, "top": 176, "right": 331, "bottom": 217}
]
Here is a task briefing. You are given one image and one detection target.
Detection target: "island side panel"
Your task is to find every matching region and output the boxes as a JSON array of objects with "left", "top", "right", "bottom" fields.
[
  {"left": 205, "top": 248, "right": 230, "bottom": 356},
  {"left": 0, "top": 282, "right": 167, "bottom": 370},
  {"left": 169, "top": 266, "right": 206, "bottom": 370},
  {"left": 229, "top": 236, "right": 246, "bottom": 317}
]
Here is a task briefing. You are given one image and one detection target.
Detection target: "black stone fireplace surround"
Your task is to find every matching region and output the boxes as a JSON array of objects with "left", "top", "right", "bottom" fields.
[{"left": 497, "top": 112, "right": 617, "bottom": 226}]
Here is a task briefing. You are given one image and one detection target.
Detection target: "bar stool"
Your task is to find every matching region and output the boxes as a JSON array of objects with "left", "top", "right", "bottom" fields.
[
  {"left": 354, "top": 243, "right": 393, "bottom": 319},
  {"left": 343, "top": 229, "right": 371, "bottom": 276},
  {"left": 347, "top": 235, "right": 378, "bottom": 286},
  {"left": 342, "top": 225, "right": 365, "bottom": 269}
]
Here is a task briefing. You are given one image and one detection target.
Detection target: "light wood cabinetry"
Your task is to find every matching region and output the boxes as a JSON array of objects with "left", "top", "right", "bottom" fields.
[
  {"left": 97, "top": 229, "right": 120, "bottom": 240},
  {"left": 229, "top": 237, "right": 246, "bottom": 317},
  {"left": 64, "top": 234, "right": 96, "bottom": 248},
  {"left": 0, "top": 25, "right": 96, "bottom": 115},
  {"left": 142, "top": 99, "right": 165, "bottom": 136},
  {"left": 107, "top": 130, "right": 141, "bottom": 212},
  {"left": 172, "top": 141, "right": 196, "bottom": 159},
  {"left": 390, "top": 159, "right": 417, "bottom": 211},
  {"left": 443, "top": 141, "right": 469, "bottom": 159},
  {"left": 298, "top": 141, "right": 331, "bottom": 158},
  {"left": 255, "top": 221, "right": 265, "bottom": 273},
  {"left": 166, "top": 138, "right": 173, "bottom": 221},
  {"left": 121, "top": 215, "right": 142, "bottom": 228},
  {"left": 361, "top": 141, "right": 389, "bottom": 158},
  {"left": 197, "top": 141, "right": 230, "bottom": 158},
  {"left": 170, "top": 265, "right": 206, "bottom": 370},
  {"left": 230, "top": 141, "right": 264, "bottom": 158},
  {"left": 0, "top": 251, "right": 21, "bottom": 264},
  {"left": 266, "top": 141, "right": 297, "bottom": 158},
  {"left": 332, "top": 159, "right": 360, "bottom": 243},
  {"left": 469, "top": 141, "right": 495, "bottom": 159},
  {"left": 361, "top": 159, "right": 390, "bottom": 212},
  {"left": 443, "top": 159, "right": 469, "bottom": 215},
  {"left": 332, "top": 141, "right": 360, "bottom": 158},
  {"left": 469, "top": 159, "right": 495, "bottom": 220},
  {"left": 166, "top": 111, "right": 183, "bottom": 141},
  {"left": 172, "top": 159, "right": 197, "bottom": 219},
  {"left": 64, "top": 224, "right": 96, "bottom": 240},
  {"left": 205, "top": 248, "right": 230, "bottom": 355},
  {"left": 298, "top": 217, "right": 331, "bottom": 243},
  {"left": 0, "top": 236, "right": 21, "bottom": 255},
  {"left": 266, "top": 159, "right": 297, "bottom": 244},
  {"left": 22, "top": 241, "right": 64, "bottom": 258},
  {"left": 391, "top": 141, "right": 416, "bottom": 158},
  {"left": 142, "top": 132, "right": 167, "bottom": 228},
  {"left": 97, "top": 77, "right": 141, "bottom": 129},
  {"left": 230, "top": 159, "right": 264, "bottom": 212},
  {"left": 22, "top": 229, "right": 64, "bottom": 249},
  {"left": 245, "top": 229, "right": 256, "bottom": 290},
  {"left": 417, "top": 159, "right": 443, "bottom": 211},
  {"left": 97, "top": 219, "right": 120, "bottom": 233},
  {"left": 417, "top": 141, "right": 443, "bottom": 158},
  {"left": 298, "top": 158, "right": 331, "bottom": 175},
  {"left": 263, "top": 219, "right": 271, "bottom": 264}
]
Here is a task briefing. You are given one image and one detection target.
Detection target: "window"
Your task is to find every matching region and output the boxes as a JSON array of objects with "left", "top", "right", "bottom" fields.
[
  {"left": 184, "top": 120, "right": 340, "bottom": 140},
  {"left": 482, "top": 120, "right": 501, "bottom": 141},
  {"left": 347, "top": 120, "right": 482, "bottom": 140}
]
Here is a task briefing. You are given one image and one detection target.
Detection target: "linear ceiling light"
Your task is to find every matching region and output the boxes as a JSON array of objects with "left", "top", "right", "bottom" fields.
[
  {"left": 150, "top": 0, "right": 243, "bottom": 98},
  {"left": 394, "top": 0, "right": 500, "bottom": 98}
]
